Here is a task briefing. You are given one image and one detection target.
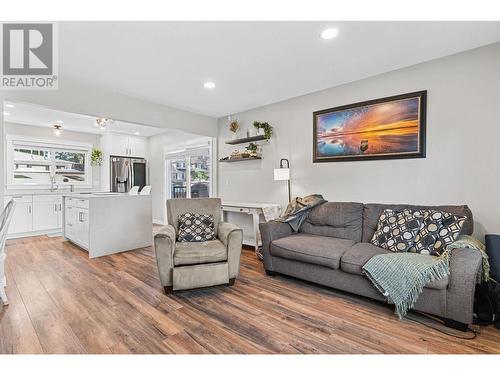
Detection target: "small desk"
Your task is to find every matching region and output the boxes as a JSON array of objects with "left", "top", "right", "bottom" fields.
[{"left": 221, "top": 201, "right": 281, "bottom": 252}]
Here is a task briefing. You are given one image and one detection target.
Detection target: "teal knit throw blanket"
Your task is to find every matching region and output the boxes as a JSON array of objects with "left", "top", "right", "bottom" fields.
[{"left": 363, "top": 252, "right": 449, "bottom": 319}]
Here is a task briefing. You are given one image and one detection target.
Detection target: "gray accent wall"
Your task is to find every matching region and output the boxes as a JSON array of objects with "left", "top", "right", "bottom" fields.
[{"left": 217, "top": 43, "right": 500, "bottom": 239}]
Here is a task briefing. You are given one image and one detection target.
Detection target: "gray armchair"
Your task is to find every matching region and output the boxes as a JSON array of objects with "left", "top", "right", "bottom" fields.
[{"left": 154, "top": 198, "right": 243, "bottom": 294}]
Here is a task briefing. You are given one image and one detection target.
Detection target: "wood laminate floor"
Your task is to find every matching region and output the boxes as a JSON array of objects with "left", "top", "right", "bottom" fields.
[{"left": 1, "top": 235, "right": 499, "bottom": 354}]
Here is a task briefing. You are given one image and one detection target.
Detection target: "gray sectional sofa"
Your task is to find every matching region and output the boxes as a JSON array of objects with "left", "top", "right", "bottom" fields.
[{"left": 260, "top": 202, "right": 482, "bottom": 330}]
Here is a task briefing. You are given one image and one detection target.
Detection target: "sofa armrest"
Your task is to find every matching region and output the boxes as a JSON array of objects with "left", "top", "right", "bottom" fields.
[
  {"left": 154, "top": 225, "right": 176, "bottom": 288},
  {"left": 218, "top": 222, "right": 243, "bottom": 279},
  {"left": 259, "top": 221, "right": 293, "bottom": 272},
  {"left": 446, "top": 247, "right": 483, "bottom": 324}
]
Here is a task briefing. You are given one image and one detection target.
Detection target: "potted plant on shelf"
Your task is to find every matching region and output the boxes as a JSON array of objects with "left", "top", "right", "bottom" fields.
[
  {"left": 91, "top": 148, "right": 103, "bottom": 167},
  {"left": 245, "top": 142, "right": 260, "bottom": 158},
  {"left": 253, "top": 121, "right": 273, "bottom": 140},
  {"left": 229, "top": 119, "right": 240, "bottom": 140}
]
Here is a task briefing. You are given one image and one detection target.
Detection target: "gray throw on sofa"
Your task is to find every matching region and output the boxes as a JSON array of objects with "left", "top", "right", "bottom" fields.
[{"left": 259, "top": 202, "right": 481, "bottom": 329}]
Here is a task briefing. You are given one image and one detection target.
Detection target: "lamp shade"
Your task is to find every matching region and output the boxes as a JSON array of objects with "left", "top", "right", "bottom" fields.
[{"left": 274, "top": 168, "right": 290, "bottom": 181}]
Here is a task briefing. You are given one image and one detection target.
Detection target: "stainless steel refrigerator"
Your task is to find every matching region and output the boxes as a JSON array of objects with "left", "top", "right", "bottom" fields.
[{"left": 110, "top": 157, "right": 148, "bottom": 193}]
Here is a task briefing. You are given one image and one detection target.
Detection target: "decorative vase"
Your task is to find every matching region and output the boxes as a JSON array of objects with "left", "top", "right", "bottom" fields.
[
  {"left": 257, "top": 128, "right": 265, "bottom": 136},
  {"left": 231, "top": 132, "right": 238, "bottom": 140}
]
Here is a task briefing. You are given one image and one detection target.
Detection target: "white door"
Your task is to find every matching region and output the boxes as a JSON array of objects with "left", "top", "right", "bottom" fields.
[
  {"left": 111, "top": 134, "right": 130, "bottom": 156},
  {"left": 65, "top": 204, "right": 77, "bottom": 240},
  {"left": 8, "top": 203, "right": 32, "bottom": 234},
  {"left": 32, "top": 201, "right": 58, "bottom": 231},
  {"left": 56, "top": 199, "right": 63, "bottom": 228},
  {"left": 76, "top": 208, "right": 90, "bottom": 249},
  {"left": 128, "top": 136, "right": 146, "bottom": 158}
]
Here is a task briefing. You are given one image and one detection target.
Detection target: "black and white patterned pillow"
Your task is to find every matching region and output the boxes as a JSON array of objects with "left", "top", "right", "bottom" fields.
[
  {"left": 411, "top": 210, "right": 466, "bottom": 255},
  {"left": 371, "top": 209, "right": 423, "bottom": 252},
  {"left": 177, "top": 213, "right": 215, "bottom": 242}
]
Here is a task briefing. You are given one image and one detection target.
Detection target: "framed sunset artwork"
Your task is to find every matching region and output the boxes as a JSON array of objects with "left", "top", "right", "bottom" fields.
[{"left": 313, "top": 91, "right": 426, "bottom": 162}]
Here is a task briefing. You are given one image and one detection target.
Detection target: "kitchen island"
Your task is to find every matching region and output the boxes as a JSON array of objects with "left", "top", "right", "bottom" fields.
[{"left": 62, "top": 193, "right": 152, "bottom": 258}]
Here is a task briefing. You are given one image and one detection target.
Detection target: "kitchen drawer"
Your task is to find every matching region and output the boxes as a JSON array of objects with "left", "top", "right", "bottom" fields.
[
  {"left": 74, "top": 199, "right": 89, "bottom": 209},
  {"left": 4, "top": 195, "right": 33, "bottom": 204}
]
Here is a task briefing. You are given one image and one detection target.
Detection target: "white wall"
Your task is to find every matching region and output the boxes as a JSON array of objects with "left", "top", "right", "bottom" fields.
[
  {"left": 0, "top": 81, "right": 217, "bottom": 206},
  {"left": 217, "top": 43, "right": 500, "bottom": 239},
  {"left": 3, "top": 122, "right": 102, "bottom": 190},
  {"left": 148, "top": 131, "right": 213, "bottom": 224}
]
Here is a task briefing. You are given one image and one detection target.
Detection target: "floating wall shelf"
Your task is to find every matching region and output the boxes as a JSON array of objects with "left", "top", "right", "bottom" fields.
[
  {"left": 225, "top": 135, "right": 267, "bottom": 145},
  {"left": 219, "top": 157, "right": 262, "bottom": 163}
]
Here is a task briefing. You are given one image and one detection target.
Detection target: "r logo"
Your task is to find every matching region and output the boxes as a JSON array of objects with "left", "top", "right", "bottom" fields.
[{"left": 2, "top": 23, "right": 53, "bottom": 75}]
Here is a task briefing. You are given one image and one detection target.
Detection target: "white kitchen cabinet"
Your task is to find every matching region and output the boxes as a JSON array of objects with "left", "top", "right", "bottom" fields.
[
  {"left": 128, "top": 136, "right": 147, "bottom": 158},
  {"left": 32, "top": 195, "right": 61, "bottom": 232},
  {"left": 64, "top": 197, "right": 89, "bottom": 250},
  {"left": 109, "top": 134, "right": 146, "bottom": 158},
  {"left": 4, "top": 196, "right": 33, "bottom": 235},
  {"left": 4, "top": 194, "right": 63, "bottom": 237},
  {"left": 110, "top": 133, "right": 130, "bottom": 157}
]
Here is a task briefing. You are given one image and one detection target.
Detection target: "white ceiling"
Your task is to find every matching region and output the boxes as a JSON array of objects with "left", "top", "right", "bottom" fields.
[
  {"left": 58, "top": 21, "right": 500, "bottom": 118},
  {"left": 3, "top": 101, "right": 169, "bottom": 137}
]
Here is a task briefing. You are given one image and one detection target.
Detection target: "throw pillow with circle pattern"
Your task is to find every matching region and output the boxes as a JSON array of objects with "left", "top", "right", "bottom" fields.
[
  {"left": 370, "top": 209, "right": 424, "bottom": 252},
  {"left": 177, "top": 212, "right": 216, "bottom": 242},
  {"left": 411, "top": 210, "right": 467, "bottom": 256}
]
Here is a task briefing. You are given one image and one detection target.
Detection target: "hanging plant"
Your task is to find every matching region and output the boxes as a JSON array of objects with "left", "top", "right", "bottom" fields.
[
  {"left": 229, "top": 119, "right": 240, "bottom": 133},
  {"left": 253, "top": 121, "right": 273, "bottom": 140},
  {"left": 91, "top": 148, "right": 103, "bottom": 167}
]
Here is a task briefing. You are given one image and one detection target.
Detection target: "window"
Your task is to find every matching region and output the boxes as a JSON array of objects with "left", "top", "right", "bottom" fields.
[
  {"left": 167, "top": 146, "right": 211, "bottom": 199},
  {"left": 6, "top": 136, "right": 92, "bottom": 188}
]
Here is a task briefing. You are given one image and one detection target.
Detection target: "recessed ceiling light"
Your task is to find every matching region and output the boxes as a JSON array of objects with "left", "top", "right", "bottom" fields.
[
  {"left": 320, "top": 27, "right": 339, "bottom": 40},
  {"left": 5, "top": 104, "right": 14, "bottom": 108},
  {"left": 3, "top": 112, "right": 10, "bottom": 116},
  {"left": 134, "top": 132, "right": 140, "bottom": 136},
  {"left": 203, "top": 81, "right": 216, "bottom": 89}
]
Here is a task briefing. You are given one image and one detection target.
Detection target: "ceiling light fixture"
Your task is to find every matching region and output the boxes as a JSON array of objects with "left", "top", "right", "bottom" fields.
[
  {"left": 5, "top": 104, "right": 14, "bottom": 108},
  {"left": 3, "top": 112, "right": 10, "bottom": 116},
  {"left": 53, "top": 124, "right": 63, "bottom": 136},
  {"left": 203, "top": 81, "right": 216, "bottom": 89},
  {"left": 320, "top": 27, "right": 339, "bottom": 40},
  {"left": 95, "top": 117, "right": 114, "bottom": 130},
  {"left": 134, "top": 132, "right": 140, "bottom": 136},
  {"left": 56, "top": 120, "right": 63, "bottom": 124}
]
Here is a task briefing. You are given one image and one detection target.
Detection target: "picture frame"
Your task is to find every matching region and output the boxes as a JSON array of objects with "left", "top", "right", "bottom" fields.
[{"left": 313, "top": 91, "right": 427, "bottom": 162}]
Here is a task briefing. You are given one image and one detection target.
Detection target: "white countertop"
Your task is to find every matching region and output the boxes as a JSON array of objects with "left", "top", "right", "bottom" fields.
[
  {"left": 4, "top": 189, "right": 100, "bottom": 196},
  {"left": 63, "top": 192, "right": 149, "bottom": 199}
]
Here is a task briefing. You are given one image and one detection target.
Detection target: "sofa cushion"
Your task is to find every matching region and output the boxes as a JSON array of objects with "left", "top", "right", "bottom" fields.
[
  {"left": 341, "top": 243, "right": 449, "bottom": 290},
  {"left": 362, "top": 203, "right": 473, "bottom": 243},
  {"left": 412, "top": 210, "right": 467, "bottom": 256},
  {"left": 370, "top": 209, "right": 423, "bottom": 252},
  {"left": 174, "top": 240, "right": 227, "bottom": 266},
  {"left": 299, "top": 202, "right": 364, "bottom": 242},
  {"left": 341, "top": 242, "right": 391, "bottom": 275},
  {"left": 270, "top": 234, "right": 355, "bottom": 269}
]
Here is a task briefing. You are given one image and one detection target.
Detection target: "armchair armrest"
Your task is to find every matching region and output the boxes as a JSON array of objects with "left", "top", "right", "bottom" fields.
[
  {"left": 154, "top": 225, "right": 176, "bottom": 288},
  {"left": 218, "top": 222, "right": 243, "bottom": 279},
  {"left": 446, "top": 247, "right": 483, "bottom": 324},
  {"left": 259, "top": 221, "right": 293, "bottom": 271}
]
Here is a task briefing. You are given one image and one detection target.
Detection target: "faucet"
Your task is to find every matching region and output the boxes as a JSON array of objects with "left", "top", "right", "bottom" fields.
[{"left": 50, "top": 175, "right": 59, "bottom": 192}]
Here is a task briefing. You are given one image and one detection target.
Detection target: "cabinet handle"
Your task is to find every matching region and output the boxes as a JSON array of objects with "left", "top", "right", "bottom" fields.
[
  {"left": 55, "top": 203, "right": 57, "bottom": 211},
  {"left": 28, "top": 205, "right": 31, "bottom": 214},
  {"left": 59, "top": 204, "right": 62, "bottom": 211}
]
